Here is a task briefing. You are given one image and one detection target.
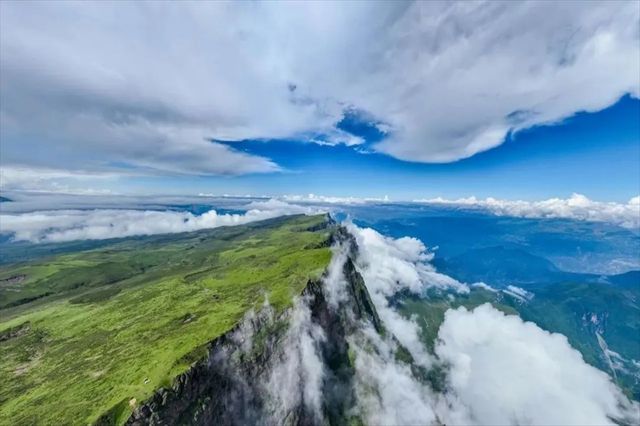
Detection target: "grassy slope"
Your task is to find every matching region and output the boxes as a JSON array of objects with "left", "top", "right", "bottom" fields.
[{"left": 0, "top": 214, "right": 332, "bottom": 425}]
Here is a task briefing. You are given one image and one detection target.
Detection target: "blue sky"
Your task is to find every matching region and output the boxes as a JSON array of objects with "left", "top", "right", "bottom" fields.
[
  {"left": 130, "top": 95, "right": 640, "bottom": 201},
  {"left": 1, "top": 2, "right": 638, "bottom": 202}
]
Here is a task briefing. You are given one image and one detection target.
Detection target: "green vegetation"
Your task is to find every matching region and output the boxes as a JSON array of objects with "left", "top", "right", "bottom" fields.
[
  {"left": 0, "top": 214, "right": 333, "bottom": 425},
  {"left": 515, "top": 282, "right": 640, "bottom": 400}
]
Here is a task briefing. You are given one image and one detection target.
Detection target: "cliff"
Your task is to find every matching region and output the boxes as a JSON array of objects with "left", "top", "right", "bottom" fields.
[{"left": 119, "top": 226, "right": 383, "bottom": 426}]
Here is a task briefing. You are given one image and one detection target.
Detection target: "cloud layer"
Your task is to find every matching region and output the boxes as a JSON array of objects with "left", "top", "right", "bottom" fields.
[
  {"left": 0, "top": 199, "right": 319, "bottom": 243},
  {"left": 416, "top": 193, "right": 640, "bottom": 228},
  {"left": 3, "top": 191, "right": 638, "bottom": 244},
  {"left": 1, "top": 2, "right": 637, "bottom": 177},
  {"left": 436, "top": 304, "right": 639, "bottom": 425}
]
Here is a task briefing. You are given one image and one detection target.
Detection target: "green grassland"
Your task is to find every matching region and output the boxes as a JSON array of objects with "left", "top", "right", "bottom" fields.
[{"left": 0, "top": 214, "right": 333, "bottom": 425}]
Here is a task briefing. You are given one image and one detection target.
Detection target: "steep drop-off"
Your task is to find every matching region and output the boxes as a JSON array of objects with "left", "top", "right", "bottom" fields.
[{"left": 123, "top": 226, "right": 422, "bottom": 426}]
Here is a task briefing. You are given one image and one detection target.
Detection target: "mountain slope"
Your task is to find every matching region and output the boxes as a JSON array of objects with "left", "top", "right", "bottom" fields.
[
  {"left": 516, "top": 281, "right": 640, "bottom": 399},
  {"left": 0, "top": 215, "right": 333, "bottom": 425},
  {"left": 432, "top": 245, "right": 603, "bottom": 287},
  {"left": 434, "top": 246, "right": 560, "bottom": 285},
  {"left": 2, "top": 215, "right": 637, "bottom": 425}
]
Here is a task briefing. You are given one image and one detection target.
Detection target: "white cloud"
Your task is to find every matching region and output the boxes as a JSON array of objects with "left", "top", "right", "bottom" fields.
[
  {"left": 349, "top": 327, "right": 439, "bottom": 426},
  {"left": 307, "top": 128, "right": 365, "bottom": 147},
  {"left": 369, "top": 2, "right": 639, "bottom": 163},
  {"left": 346, "top": 223, "right": 468, "bottom": 368},
  {"left": 320, "top": 224, "right": 640, "bottom": 425},
  {"left": 320, "top": 233, "right": 442, "bottom": 424},
  {"left": 0, "top": 165, "right": 121, "bottom": 194},
  {"left": 282, "top": 194, "right": 368, "bottom": 205},
  {"left": 471, "top": 282, "right": 498, "bottom": 293},
  {"left": 346, "top": 223, "right": 469, "bottom": 298},
  {"left": 0, "top": 199, "right": 322, "bottom": 242},
  {"left": 281, "top": 194, "right": 390, "bottom": 205},
  {"left": 1, "top": 2, "right": 637, "bottom": 177},
  {"left": 321, "top": 241, "right": 352, "bottom": 309},
  {"left": 295, "top": 225, "right": 640, "bottom": 425},
  {"left": 436, "top": 304, "right": 639, "bottom": 426},
  {"left": 415, "top": 193, "right": 640, "bottom": 228}
]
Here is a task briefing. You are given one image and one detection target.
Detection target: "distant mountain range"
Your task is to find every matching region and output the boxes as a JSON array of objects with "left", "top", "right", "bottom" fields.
[
  {"left": 350, "top": 204, "right": 640, "bottom": 275},
  {"left": 431, "top": 245, "right": 640, "bottom": 288}
]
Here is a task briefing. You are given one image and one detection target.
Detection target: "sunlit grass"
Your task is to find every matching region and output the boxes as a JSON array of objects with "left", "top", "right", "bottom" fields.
[{"left": 0, "top": 214, "right": 332, "bottom": 425}]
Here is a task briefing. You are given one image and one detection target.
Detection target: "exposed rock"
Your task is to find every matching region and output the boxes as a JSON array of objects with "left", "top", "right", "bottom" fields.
[
  {"left": 0, "top": 274, "right": 26, "bottom": 286},
  {"left": 0, "top": 321, "right": 30, "bottom": 342}
]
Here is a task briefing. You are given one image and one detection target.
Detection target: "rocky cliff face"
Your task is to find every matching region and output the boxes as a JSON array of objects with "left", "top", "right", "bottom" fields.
[{"left": 122, "top": 226, "right": 383, "bottom": 426}]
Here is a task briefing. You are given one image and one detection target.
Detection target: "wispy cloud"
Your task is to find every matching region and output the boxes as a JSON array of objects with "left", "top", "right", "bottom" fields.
[
  {"left": 0, "top": 165, "right": 121, "bottom": 195},
  {"left": 502, "top": 285, "right": 534, "bottom": 303}
]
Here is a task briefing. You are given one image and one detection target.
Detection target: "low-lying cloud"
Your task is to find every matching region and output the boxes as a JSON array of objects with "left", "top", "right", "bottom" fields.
[
  {"left": 265, "top": 296, "right": 327, "bottom": 423},
  {"left": 436, "top": 304, "right": 639, "bottom": 425},
  {"left": 346, "top": 223, "right": 468, "bottom": 368},
  {"left": 336, "top": 225, "right": 638, "bottom": 425},
  {"left": 415, "top": 193, "right": 640, "bottom": 228},
  {"left": 349, "top": 327, "right": 439, "bottom": 426},
  {"left": 347, "top": 223, "right": 469, "bottom": 297},
  {"left": 0, "top": 199, "right": 320, "bottom": 243}
]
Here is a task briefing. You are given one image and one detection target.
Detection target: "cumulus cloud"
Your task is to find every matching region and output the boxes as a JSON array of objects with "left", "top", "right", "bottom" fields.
[
  {"left": 436, "top": 304, "right": 639, "bottom": 426},
  {"left": 0, "top": 199, "right": 321, "bottom": 242},
  {"left": 347, "top": 223, "right": 469, "bottom": 297},
  {"left": 415, "top": 193, "right": 640, "bottom": 228},
  {"left": 1, "top": 2, "right": 637, "bottom": 177}
]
